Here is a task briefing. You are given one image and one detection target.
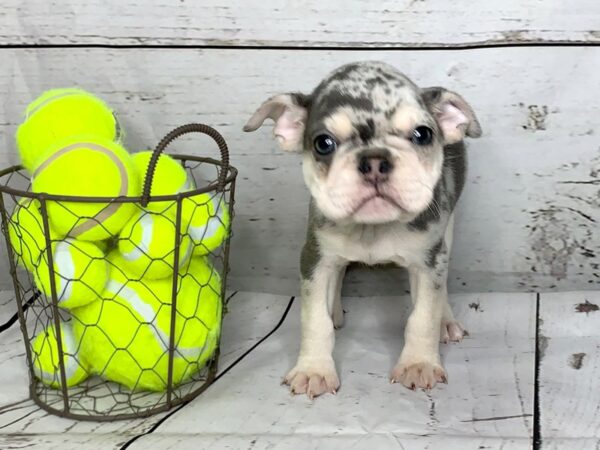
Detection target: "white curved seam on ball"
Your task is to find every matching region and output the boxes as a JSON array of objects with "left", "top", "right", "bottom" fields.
[
  {"left": 60, "top": 324, "right": 83, "bottom": 378},
  {"left": 33, "top": 142, "right": 131, "bottom": 237},
  {"left": 53, "top": 240, "right": 74, "bottom": 302},
  {"left": 35, "top": 324, "right": 82, "bottom": 383},
  {"left": 121, "top": 214, "right": 154, "bottom": 262},
  {"left": 207, "top": 197, "right": 228, "bottom": 238},
  {"left": 106, "top": 280, "right": 202, "bottom": 360},
  {"left": 180, "top": 239, "right": 193, "bottom": 266},
  {"left": 189, "top": 196, "right": 224, "bottom": 242}
]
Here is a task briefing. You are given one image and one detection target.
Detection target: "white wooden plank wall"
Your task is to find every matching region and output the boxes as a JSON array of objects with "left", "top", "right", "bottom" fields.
[
  {"left": 0, "top": 1, "right": 597, "bottom": 296},
  {"left": 0, "top": 1, "right": 599, "bottom": 47}
]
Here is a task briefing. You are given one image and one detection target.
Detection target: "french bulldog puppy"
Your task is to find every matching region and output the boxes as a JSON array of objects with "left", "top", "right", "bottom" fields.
[{"left": 244, "top": 61, "right": 481, "bottom": 399}]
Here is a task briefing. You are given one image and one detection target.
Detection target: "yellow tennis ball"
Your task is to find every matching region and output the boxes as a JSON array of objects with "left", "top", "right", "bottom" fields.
[
  {"left": 31, "top": 320, "right": 89, "bottom": 388},
  {"left": 132, "top": 151, "right": 191, "bottom": 213},
  {"left": 182, "top": 193, "right": 230, "bottom": 256},
  {"left": 7, "top": 199, "right": 61, "bottom": 272},
  {"left": 34, "top": 239, "right": 108, "bottom": 310},
  {"left": 16, "top": 88, "right": 120, "bottom": 173},
  {"left": 31, "top": 136, "right": 140, "bottom": 241},
  {"left": 128, "top": 155, "right": 230, "bottom": 256},
  {"left": 73, "top": 255, "right": 222, "bottom": 391},
  {"left": 118, "top": 211, "right": 193, "bottom": 280}
]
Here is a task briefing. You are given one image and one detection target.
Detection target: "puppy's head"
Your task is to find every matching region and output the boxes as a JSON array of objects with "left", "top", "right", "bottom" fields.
[{"left": 244, "top": 61, "right": 481, "bottom": 224}]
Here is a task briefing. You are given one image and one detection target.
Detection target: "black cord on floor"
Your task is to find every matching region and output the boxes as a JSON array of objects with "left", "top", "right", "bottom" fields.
[
  {"left": 120, "top": 295, "right": 296, "bottom": 450},
  {"left": 0, "top": 291, "right": 39, "bottom": 334}
]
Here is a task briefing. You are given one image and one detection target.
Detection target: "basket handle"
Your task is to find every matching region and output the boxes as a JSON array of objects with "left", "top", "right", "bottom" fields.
[{"left": 141, "top": 123, "right": 230, "bottom": 208}]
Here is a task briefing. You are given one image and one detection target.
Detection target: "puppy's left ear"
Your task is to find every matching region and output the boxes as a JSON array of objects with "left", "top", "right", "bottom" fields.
[
  {"left": 422, "top": 87, "right": 482, "bottom": 144},
  {"left": 243, "top": 93, "right": 310, "bottom": 152}
]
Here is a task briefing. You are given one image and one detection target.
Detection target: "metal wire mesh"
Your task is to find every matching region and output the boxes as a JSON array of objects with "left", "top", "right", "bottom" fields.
[{"left": 0, "top": 124, "right": 237, "bottom": 420}]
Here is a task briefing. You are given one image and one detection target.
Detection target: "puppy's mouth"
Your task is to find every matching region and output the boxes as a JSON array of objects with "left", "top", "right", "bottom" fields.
[
  {"left": 355, "top": 192, "right": 399, "bottom": 212},
  {"left": 354, "top": 182, "right": 405, "bottom": 211},
  {"left": 350, "top": 188, "right": 407, "bottom": 223}
]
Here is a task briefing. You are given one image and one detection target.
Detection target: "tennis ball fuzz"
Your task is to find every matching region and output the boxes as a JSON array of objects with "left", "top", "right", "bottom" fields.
[
  {"left": 31, "top": 321, "right": 89, "bottom": 388},
  {"left": 32, "top": 136, "right": 140, "bottom": 241},
  {"left": 16, "top": 88, "right": 120, "bottom": 173},
  {"left": 132, "top": 151, "right": 191, "bottom": 213},
  {"left": 118, "top": 211, "right": 193, "bottom": 280},
  {"left": 7, "top": 199, "right": 60, "bottom": 272},
  {"left": 182, "top": 193, "right": 230, "bottom": 256},
  {"left": 35, "top": 239, "right": 108, "bottom": 310},
  {"left": 74, "top": 258, "right": 222, "bottom": 391}
]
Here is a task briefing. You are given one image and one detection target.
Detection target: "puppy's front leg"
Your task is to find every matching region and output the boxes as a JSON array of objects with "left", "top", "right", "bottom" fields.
[
  {"left": 284, "top": 255, "right": 346, "bottom": 399},
  {"left": 392, "top": 263, "right": 448, "bottom": 390}
]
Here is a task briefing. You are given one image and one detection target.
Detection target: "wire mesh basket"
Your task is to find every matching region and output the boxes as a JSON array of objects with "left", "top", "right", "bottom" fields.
[{"left": 0, "top": 123, "right": 237, "bottom": 420}]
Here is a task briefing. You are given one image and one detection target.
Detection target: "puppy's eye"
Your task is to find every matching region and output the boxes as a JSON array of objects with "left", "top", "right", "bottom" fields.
[
  {"left": 411, "top": 126, "right": 433, "bottom": 146},
  {"left": 313, "top": 134, "right": 337, "bottom": 155}
]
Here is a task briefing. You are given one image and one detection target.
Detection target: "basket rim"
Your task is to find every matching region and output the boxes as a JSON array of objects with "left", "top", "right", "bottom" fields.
[{"left": 0, "top": 154, "right": 238, "bottom": 203}]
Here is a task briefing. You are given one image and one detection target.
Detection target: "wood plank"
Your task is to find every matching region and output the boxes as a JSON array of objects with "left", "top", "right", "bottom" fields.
[
  {"left": 0, "top": 291, "right": 291, "bottom": 448},
  {"left": 128, "top": 434, "right": 531, "bottom": 449},
  {"left": 0, "top": 48, "right": 598, "bottom": 295},
  {"left": 539, "top": 291, "right": 600, "bottom": 444},
  {"left": 0, "top": 0, "right": 599, "bottom": 47},
  {"left": 0, "top": 434, "right": 134, "bottom": 450},
  {"left": 542, "top": 439, "right": 600, "bottom": 450},
  {"left": 0, "top": 289, "right": 20, "bottom": 329},
  {"left": 129, "top": 293, "right": 536, "bottom": 448}
]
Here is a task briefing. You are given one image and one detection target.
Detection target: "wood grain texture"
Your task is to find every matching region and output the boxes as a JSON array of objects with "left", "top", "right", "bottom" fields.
[
  {"left": 541, "top": 439, "right": 600, "bottom": 450},
  {"left": 129, "top": 435, "right": 531, "bottom": 449},
  {"left": 0, "top": 292, "right": 291, "bottom": 447},
  {"left": 0, "top": 0, "right": 599, "bottom": 47},
  {"left": 129, "top": 292, "right": 536, "bottom": 448},
  {"left": 0, "top": 47, "right": 598, "bottom": 295},
  {"left": 538, "top": 291, "right": 600, "bottom": 444},
  {"left": 0, "top": 434, "right": 135, "bottom": 450}
]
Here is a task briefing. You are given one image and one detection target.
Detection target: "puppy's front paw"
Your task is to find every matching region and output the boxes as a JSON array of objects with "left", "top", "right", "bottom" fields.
[
  {"left": 440, "top": 321, "right": 468, "bottom": 343},
  {"left": 390, "top": 361, "right": 447, "bottom": 390},
  {"left": 283, "top": 360, "right": 340, "bottom": 399}
]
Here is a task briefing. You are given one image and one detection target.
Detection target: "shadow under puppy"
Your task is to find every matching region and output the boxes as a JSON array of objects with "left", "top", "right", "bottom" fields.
[{"left": 244, "top": 61, "right": 481, "bottom": 399}]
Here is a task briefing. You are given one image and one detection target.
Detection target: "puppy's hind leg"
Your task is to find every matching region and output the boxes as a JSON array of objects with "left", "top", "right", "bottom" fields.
[
  {"left": 409, "top": 255, "right": 464, "bottom": 343},
  {"left": 440, "top": 301, "right": 468, "bottom": 343},
  {"left": 439, "top": 213, "right": 467, "bottom": 344},
  {"left": 332, "top": 266, "right": 347, "bottom": 329}
]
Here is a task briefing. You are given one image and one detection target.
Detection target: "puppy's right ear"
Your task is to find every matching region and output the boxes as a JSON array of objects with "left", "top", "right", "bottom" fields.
[{"left": 243, "top": 93, "right": 309, "bottom": 152}]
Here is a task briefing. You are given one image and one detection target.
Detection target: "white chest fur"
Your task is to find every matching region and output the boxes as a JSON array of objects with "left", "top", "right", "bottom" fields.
[{"left": 317, "top": 221, "right": 445, "bottom": 268}]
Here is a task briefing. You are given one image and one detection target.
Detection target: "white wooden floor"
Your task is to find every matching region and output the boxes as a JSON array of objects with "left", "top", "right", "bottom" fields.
[{"left": 0, "top": 290, "right": 597, "bottom": 449}]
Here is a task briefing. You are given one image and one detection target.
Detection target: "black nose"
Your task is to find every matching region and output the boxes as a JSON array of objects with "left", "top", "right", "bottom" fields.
[{"left": 358, "top": 155, "right": 393, "bottom": 182}]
